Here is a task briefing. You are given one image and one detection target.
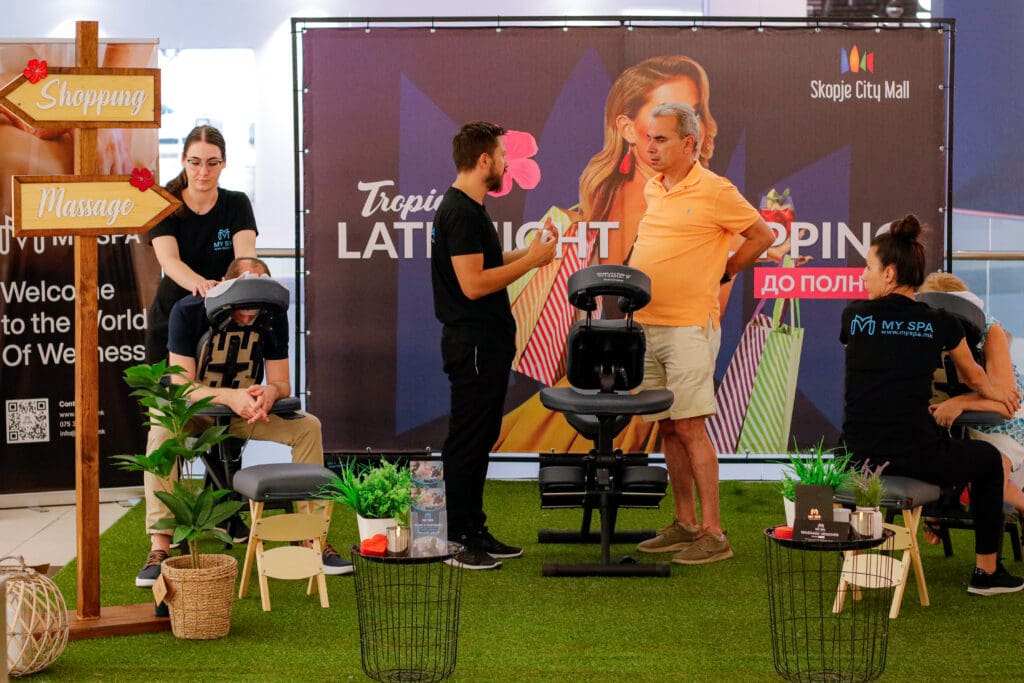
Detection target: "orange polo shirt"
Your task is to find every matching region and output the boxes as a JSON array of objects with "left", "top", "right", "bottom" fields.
[{"left": 630, "top": 163, "right": 759, "bottom": 328}]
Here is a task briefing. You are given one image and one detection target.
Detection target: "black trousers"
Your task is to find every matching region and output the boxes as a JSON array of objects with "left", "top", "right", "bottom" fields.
[
  {"left": 883, "top": 438, "right": 1004, "bottom": 556},
  {"left": 440, "top": 327, "right": 513, "bottom": 539}
]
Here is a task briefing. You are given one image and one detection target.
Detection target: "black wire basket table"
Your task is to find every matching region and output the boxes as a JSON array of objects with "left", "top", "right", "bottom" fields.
[
  {"left": 351, "top": 544, "right": 463, "bottom": 682},
  {"left": 764, "top": 527, "right": 895, "bottom": 683}
]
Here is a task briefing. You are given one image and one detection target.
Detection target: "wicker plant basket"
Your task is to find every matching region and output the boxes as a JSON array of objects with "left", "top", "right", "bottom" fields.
[
  {"left": 2, "top": 555, "right": 69, "bottom": 677},
  {"left": 160, "top": 554, "right": 237, "bottom": 640}
]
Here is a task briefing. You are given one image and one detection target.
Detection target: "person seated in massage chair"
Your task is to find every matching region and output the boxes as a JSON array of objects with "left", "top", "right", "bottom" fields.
[
  {"left": 135, "top": 256, "right": 352, "bottom": 587},
  {"left": 917, "top": 271, "right": 1024, "bottom": 544}
]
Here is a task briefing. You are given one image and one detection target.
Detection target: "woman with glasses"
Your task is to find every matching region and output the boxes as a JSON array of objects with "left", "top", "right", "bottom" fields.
[{"left": 145, "top": 124, "right": 258, "bottom": 363}]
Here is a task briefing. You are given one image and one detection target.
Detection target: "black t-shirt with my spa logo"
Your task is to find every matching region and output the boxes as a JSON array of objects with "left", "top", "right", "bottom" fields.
[
  {"left": 430, "top": 186, "right": 515, "bottom": 349},
  {"left": 839, "top": 293, "right": 965, "bottom": 459},
  {"left": 147, "top": 188, "right": 258, "bottom": 315}
]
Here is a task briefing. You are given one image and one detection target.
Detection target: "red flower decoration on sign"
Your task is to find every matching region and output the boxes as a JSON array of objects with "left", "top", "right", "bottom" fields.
[
  {"left": 23, "top": 59, "right": 48, "bottom": 84},
  {"left": 130, "top": 167, "right": 155, "bottom": 192}
]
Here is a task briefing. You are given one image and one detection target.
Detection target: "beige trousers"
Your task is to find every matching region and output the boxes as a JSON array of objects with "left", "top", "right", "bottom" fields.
[{"left": 144, "top": 411, "right": 323, "bottom": 535}]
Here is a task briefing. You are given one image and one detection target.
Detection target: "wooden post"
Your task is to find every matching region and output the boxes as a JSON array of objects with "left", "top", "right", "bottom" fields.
[
  {"left": 73, "top": 19, "right": 102, "bottom": 623},
  {"left": 5, "top": 20, "right": 177, "bottom": 640}
]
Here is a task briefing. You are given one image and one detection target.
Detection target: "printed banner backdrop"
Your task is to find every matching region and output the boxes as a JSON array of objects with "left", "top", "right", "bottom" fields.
[
  {"left": 0, "top": 41, "right": 159, "bottom": 493},
  {"left": 302, "top": 24, "right": 948, "bottom": 453}
]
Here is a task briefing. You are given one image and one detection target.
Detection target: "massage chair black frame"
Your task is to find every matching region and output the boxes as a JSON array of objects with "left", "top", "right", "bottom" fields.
[
  {"left": 915, "top": 291, "right": 1021, "bottom": 560},
  {"left": 538, "top": 265, "right": 675, "bottom": 577},
  {"left": 194, "top": 276, "right": 303, "bottom": 541}
]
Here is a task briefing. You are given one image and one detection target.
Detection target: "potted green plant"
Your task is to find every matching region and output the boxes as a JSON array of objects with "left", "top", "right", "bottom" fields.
[
  {"left": 850, "top": 460, "right": 888, "bottom": 539},
  {"left": 317, "top": 459, "right": 413, "bottom": 541},
  {"left": 112, "top": 360, "right": 242, "bottom": 639},
  {"left": 779, "top": 440, "right": 854, "bottom": 526}
]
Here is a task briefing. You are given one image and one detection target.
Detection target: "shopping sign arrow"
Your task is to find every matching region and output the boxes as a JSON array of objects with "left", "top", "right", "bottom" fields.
[
  {"left": 12, "top": 175, "right": 181, "bottom": 236},
  {"left": 0, "top": 67, "right": 160, "bottom": 127}
]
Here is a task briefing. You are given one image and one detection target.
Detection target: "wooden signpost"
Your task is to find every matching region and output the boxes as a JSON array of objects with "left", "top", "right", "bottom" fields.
[
  {"left": 3, "top": 21, "right": 179, "bottom": 639},
  {"left": 0, "top": 67, "right": 159, "bottom": 127}
]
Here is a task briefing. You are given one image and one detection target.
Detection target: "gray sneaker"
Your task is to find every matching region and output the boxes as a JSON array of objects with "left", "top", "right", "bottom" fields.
[
  {"left": 636, "top": 521, "right": 703, "bottom": 553},
  {"left": 671, "top": 531, "right": 734, "bottom": 565}
]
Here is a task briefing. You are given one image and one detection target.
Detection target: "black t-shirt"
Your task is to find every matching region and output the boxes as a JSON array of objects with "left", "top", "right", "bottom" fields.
[
  {"left": 147, "top": 188, "right": 258, "bottom": 316},
  {"left": 430, "top": 187, "right": 515, "bottom": 346},
  {"left": 840, "top": 294, "right": 965, "bottom": 458},
  {"left": 167, "top": 294, "right": 288, "bottom": 362}
]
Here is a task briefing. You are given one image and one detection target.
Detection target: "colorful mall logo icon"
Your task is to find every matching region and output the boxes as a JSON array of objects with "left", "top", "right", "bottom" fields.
[{"left": 840, "top": 46, "right": 875, "bottom": 74}]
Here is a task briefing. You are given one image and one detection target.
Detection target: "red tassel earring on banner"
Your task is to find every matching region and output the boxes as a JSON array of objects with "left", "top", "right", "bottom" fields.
[{"left": 618, "top": 146, "right": 634, "bottom": 175}]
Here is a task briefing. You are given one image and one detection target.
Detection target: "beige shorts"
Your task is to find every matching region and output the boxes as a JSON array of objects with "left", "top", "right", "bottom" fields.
[{"left": 637, "top": 321, "right": 721, "bottom": 422}]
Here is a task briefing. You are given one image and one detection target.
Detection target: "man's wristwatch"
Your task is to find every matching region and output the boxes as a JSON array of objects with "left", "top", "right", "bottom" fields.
[{"left": 720, "top": 270, "right": 732, "bottom": 284}]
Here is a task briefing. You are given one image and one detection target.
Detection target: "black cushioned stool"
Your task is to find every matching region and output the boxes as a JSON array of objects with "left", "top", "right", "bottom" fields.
[
  {"left": 835, "top": 475, "right": 941, "bottom": 617},
  {"left": 538, "top": 265, "right": 674, "bottom": 577},
  {"left": 233, "top": 463, "right": 336, "bottom": 611}
]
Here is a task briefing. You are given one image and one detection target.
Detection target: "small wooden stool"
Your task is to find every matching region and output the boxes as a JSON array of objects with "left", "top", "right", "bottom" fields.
[
  {"left": 233, "top": 463, "right": 336, "bottom": 611},
  {"left": 835, "top": 475, "right": 941, "bottom": 617}
]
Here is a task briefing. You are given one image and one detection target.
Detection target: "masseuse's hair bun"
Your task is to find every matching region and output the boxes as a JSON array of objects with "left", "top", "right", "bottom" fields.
[{"left": 889, "top": 214, "right": 922, "bottom": 242}]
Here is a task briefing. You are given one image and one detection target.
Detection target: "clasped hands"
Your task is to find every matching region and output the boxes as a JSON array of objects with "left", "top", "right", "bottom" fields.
[{"left": 227, "top": 384, "right": 278, "bottom": 424}]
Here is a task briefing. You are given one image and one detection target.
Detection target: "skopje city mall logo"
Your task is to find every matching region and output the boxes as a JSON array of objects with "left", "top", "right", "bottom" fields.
[{"left": 840, "top": 45, "right": 874, "bottom": 74}]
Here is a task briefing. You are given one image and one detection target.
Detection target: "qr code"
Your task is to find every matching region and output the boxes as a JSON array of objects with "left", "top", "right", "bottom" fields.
[{"left": 6, "top": 398, "right": 50, "bottom": 444}]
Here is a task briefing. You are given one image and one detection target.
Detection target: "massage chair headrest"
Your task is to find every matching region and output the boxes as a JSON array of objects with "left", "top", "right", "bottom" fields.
[
  {"left": 916, "top": 291, "right": 985, "bottom": 347},
  {"left": 567, "top": 265, "right": 651, "bottom": 313},
  {"left": 204, "top": 273, "right": 290, "bottom": 328}
]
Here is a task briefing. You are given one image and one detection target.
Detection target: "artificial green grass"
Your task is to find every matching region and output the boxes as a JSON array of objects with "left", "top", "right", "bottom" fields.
[{"left": 40, "top": 480, "right": 1024, "bottom": 681}]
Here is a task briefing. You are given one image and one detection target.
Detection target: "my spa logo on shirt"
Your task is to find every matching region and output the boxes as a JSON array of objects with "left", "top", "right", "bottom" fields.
[
  {"left": 849, "top": 314, "right": 934, "bottom": 339},
  {"left": 213, "top": 227, "right": 232, "bottom": 251}
]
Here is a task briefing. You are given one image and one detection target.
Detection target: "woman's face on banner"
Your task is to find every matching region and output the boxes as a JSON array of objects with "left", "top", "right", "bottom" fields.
[{"left": 630, "top": 77, "right": 704, "bottom": 169}]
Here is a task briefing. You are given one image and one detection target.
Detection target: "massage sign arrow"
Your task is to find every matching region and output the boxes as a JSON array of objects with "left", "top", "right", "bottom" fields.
[
  {"left": 12, "top": 172, "right": 178, "bottom": 236},
  {"left": 2, "top": 21, "right": 179, "bottom": 639}
]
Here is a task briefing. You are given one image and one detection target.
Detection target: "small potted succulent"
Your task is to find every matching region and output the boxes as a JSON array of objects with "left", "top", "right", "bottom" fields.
[
  {"left": 317, "top": 459, "right": 413, "bottom": 541},
  {"left": 779, "top": 440, "right": 854, "bottom": 527}
]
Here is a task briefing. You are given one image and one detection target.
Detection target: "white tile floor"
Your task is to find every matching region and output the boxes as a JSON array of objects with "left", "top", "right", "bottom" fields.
[
  {"left": 0, "top": 441, "right": 289, "bottom": 572},
  {"left": 0, "top": 501, "right": 134, "bottom": 572}
]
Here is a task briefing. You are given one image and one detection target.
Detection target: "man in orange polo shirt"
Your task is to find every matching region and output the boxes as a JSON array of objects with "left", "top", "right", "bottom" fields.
[{"left": 631, "top": 102, "right": 773, "bottom": 565}]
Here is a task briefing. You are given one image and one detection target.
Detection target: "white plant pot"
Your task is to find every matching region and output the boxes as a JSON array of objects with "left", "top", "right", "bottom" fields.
[
  {"left": 356, "top": 514, "right": 395, "bottom": 541},
  {"left": 784, "top": 497, "right": 795, "bottom": 527}
]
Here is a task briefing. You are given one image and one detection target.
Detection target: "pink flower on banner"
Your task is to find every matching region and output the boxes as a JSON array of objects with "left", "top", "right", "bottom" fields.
[
  {"left": 23, "top": 59, "right": 48, "bottom": 84},
  {"left": 488, "top": 129, "right": 541, "bottom": 197},
  {"left": 130, "top": 167, "right": 155, "bottom": 192}
]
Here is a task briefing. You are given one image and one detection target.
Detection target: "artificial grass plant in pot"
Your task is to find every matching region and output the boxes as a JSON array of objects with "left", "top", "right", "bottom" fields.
[
  {"left": 317, "top": 459, "right": 413, "bottom": 541},
  {"left": 779, "top": 440, "right": 854, "bottom": 527},
  {"left": 112, "top": 360, "right": 243, "bottom": 639}
]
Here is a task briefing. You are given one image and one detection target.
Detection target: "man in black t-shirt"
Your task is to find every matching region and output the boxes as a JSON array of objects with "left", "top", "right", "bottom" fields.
[{"left": 431, "top": 121, "right": 556, "bottom": 570}]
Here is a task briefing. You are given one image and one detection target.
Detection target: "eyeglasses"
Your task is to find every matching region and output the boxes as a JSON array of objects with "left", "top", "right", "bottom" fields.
[{"left": 185, "top": 157, "right": 224, "bottom": 169}]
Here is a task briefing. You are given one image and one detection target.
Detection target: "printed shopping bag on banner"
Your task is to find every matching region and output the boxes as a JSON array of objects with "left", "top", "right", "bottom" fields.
[
  {"left": 736, "top": 295, "right": 804, "bottom": 454},
  {"left": 706, "top": 301, "right": 772, "bottom": 454},
  {"left": 516, "top": 227, "right": 596, "bottom": 386},
  {"left": 510, "top": 207, "right": 575, "bottom": 369}
]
